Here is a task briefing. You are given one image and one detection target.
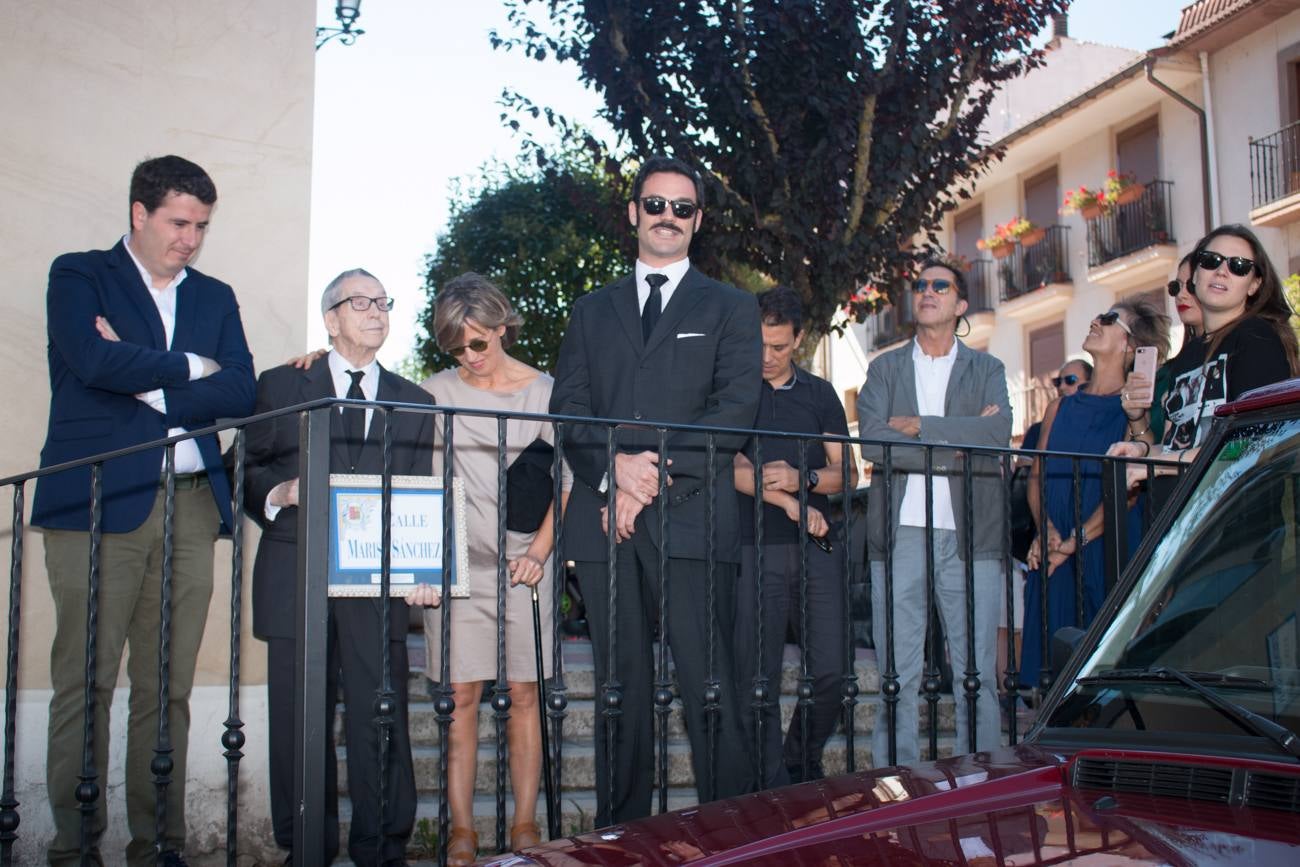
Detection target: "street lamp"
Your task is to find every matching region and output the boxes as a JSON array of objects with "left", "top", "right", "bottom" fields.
[{"left": 316, "top": 0, "right": 365, "bottom": 50}]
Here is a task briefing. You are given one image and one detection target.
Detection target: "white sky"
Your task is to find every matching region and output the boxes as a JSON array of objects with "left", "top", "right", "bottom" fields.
[{"left": 308, "top": 0, "right": 1190, "bottom": 368}]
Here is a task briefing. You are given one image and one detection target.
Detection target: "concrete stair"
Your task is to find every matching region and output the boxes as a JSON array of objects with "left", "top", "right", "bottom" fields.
[{"left": 325, "top": 629, "right": 1004, "bottom": 863}]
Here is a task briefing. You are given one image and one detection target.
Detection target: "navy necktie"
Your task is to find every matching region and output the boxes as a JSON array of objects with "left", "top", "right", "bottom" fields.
[
  {"left": 344, "top": 369, "right": 366, "bottom": 466},
  {"left": 642, "top": 273, "right": 668, "bottom": 341}
]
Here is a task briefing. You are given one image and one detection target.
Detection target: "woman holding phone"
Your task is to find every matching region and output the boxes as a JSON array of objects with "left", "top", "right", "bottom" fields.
[
  {"left": 1119, "top": 253, "right": 1202, "bottom": 443},
  {"left": 1110, "top": 224, "right": 1299, "bottom": 480},
  {"left": 1020, "top": 296, "right": 1169, "bottom": 689}
]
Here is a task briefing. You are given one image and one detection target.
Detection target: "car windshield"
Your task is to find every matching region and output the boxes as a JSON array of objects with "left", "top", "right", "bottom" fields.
[{"left": 1043, "top": 416, "right": 1300, "bottom": 755}]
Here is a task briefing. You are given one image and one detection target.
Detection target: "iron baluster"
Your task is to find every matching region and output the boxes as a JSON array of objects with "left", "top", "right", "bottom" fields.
[
  {"left": 1036, "top": 449, "right": 1052, "bottom": 691},
  {"left": 796, "top": 440, "right": 812, "bottom": 781},
  {"left": 962, "top": 452, "right": 979, "bottom": 752},
  {"left": 545, "top": 423, "right": 567, "bottom": 840},
  {"left": 1073, "top": 459, "right": 1085, "bottom": 626},
  {"left": 223, "top": 431, "right": 247, "bottom": 866},
  {"left": 1002, "top": 453, "right": 1020, "bottom": 746},
  {"left": 922, "top": 445, "right": 940, "bottom": 761},
  {"left": 376, "top": 410, "right": 396, "bottom": 849},
  {"left": 492, "top": 416, "right": 511, "bottom": 851},
  {"left": 750, "top": 437, "right": 768, "bottom": 784},
  {"left": 435, "top": 410, "right": 457, "bottom": 865},
  {"left": 77, "top": 464, "right": 103, "bottom": 860},
  {"left": 703, "top": 433, "right": 720, "bottom": 802},
  {"left": 153, "top": 445, "right": 177, "bottom": 858},
  {"left": 601, "top": 426, "right": 621, "bottom": 812},
  {"left": 0, "top": 484, "right": 24, "bottom": 865},
  {"left": 840, "top": 451, "right": 858, "bottom": 773},
  {"left": 881, "top": 446, "right": 899, "bottom": 766},
  {"left": 653, "top": 428, "right": 671, "bottom": 815}
]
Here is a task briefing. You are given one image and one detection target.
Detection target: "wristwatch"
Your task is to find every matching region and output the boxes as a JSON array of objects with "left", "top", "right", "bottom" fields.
[{"left": 806, "top": 469, "right": 820, "bottom": 491}]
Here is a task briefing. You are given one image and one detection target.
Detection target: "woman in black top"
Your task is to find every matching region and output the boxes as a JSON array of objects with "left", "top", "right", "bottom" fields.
[{"left": 1111, "top": 224, "right": 1299, "bottom": 477}]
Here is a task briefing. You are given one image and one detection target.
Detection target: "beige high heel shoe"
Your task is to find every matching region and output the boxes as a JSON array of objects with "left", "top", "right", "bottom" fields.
[{"left": 447, "top": 826, "right": 479, "bottom": 866}]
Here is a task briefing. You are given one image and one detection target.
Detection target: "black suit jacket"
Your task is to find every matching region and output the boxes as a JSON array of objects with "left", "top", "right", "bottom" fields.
[
  {"left": 242, "top": 360, "right": 436, "bottom": 640},
  {"left": 550, "top": 266, "right": 761, "bottom": 563}
]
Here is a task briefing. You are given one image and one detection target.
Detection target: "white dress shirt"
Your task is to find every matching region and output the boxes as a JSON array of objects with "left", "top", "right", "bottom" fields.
[
  {"left": 122, "top": 234, "right": 206, "bottom": 474},
  {"left": 635, "top": 256, "right": 691, "bottom": 315},
  {"left": 899, "top": 338, "right": 958, "bottom": 530},
  {"left": 265, "top": 350, "right": 379, "bottom": 521}
]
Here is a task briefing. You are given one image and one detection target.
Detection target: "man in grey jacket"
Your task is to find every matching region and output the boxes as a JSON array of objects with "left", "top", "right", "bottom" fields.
[{"left": 856, "top": 258, "right": 1012, "bottom": 767}]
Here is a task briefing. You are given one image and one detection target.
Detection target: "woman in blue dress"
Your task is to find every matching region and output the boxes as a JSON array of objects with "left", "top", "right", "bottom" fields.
[{"left": 1020, "top": 296, "right": 1170, "bottom": 689}]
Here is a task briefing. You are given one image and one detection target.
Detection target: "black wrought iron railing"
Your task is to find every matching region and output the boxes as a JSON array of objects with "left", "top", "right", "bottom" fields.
[
  {"left": 1086, "top": 180, "right": 1176, "bottom": 268},
  {"left": 1249, "top": 120, "right": 1300, "bottom": 210},
  {"left": 998, "top": 226, "right": 1071, "bottom": 302},
  {"left": 0, "top": 399, "right": 1188, "bottom": 865},
  {"left": 863, "top": 302, "right": 913, "bottom": 349},
  {"left": 966, "top": 258, "right": 995, "bottom": 313}
]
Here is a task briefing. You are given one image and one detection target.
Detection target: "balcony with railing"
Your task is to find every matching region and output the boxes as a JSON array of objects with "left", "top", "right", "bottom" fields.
[
  {"left": 862, "top": 297, "right": 913, "bottom": 350},
  {"left": 1084, "top": 180, "right": 1177, "bottom": 287},
  {"left": 1249, "top": 120, "right": 1300, "bottom": 227},
  {"left": 996, "top": 225, "right": 1071, "bottom": 303}
]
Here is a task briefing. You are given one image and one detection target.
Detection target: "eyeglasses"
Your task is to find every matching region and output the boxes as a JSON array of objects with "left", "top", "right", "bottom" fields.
[
  {"left": 911, "top": 278, "right": 955, "bottom": 295},
  {"left": 1167, "top": 279, "right": 1185, "bottom": 297},
  {"left": 1052, "top": 373, "right": 1085, "bottom": 388},
  {"left": 1095, "top": 310, "right": 1133, "bottom": 335},
  {"left": 446, "top": 338, "right": 490, "bottom": 357},
  {"left": 640, "top": 196, "right": 698, "bottom": 219},
  {"left": 331, "top": 295, "right": 394, "bottom": 312},
  {"left": 1195, "top": 250, "right": 1258, "bottom": 277}
]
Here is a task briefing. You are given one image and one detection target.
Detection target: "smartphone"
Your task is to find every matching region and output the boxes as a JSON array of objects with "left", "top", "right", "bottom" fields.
[
  {"left": 1133, "top": 346, "right": 1158, "bottom": 403},
  {"left": 809, "top": 532, "right": 833, "bottom": 554}
]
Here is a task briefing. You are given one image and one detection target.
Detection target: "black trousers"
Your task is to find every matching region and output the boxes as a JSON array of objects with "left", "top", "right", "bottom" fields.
[
  {"left": 576, "top": 531, "right": 753, "bottom": 826},
  {"left": 732, "top": 539, "right": 848, "bottom": 788},
  {"left": 266, "top": 598, "right": 416, "bottom": 866}
]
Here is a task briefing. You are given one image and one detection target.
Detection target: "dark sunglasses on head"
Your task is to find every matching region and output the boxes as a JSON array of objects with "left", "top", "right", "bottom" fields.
[
  {"left": 1167, "top": 279, "right": 1185, "bottom": 297},
  {"left": 1195, "top": 250, "right": 1258, "bottom": 277},
  {"left": 640, "top": 196, "right": 698, "bottom": 219},
  {"left": 1094, "top": 310, "right": 1133, "bottom": 334},
  {"left": 446, "top": 338, "right": 490, "bottom": 357},
  {"left": 1052, "top": 373, "right": 1084, "bottom": 388},
  {"left": 331, "top": 295, "right": 394, "bottom": 312},
  {"left": 911, "top": 278, "right": 955, "bottom": 294}
]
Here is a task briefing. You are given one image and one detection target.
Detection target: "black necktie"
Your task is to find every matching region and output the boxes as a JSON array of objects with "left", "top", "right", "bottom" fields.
[
  {"left": 344, "top": 369, "right": 366, "bottom": 466},
  {"left": 642, "top": 273, "right": 668, "bottom": 341}
]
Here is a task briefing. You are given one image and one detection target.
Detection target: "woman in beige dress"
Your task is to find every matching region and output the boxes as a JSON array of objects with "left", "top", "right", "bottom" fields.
[{"left": 415, "top": 272, "right": 567, "bottom": 864}]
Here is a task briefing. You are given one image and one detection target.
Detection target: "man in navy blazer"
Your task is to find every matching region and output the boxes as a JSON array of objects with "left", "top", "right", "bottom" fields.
[
  {"left": 550, "top": 156, "right": 762, "bottom": 824},
  {"left": 33, "top": 155, "right": 255, "bottom": 867}
]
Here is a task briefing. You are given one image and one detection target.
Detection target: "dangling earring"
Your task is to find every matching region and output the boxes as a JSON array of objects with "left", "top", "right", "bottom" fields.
[{"left": 955, "top": 315, "right": 971, "bottom": 338}]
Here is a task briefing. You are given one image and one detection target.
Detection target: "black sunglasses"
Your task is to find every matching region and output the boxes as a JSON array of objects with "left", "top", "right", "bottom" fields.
[
  {"left": 446, "top": 338, "right": 490, "bottom": 357},
  {"left": 1167, "top": 279, "right": 1185, "bottom": 297},
  {"left": 1094, "top": 310, "right": 1133, "bottom": 335},
  {"left": 911, "top": 278, "right": 955, "bottom": 294},
  {"left": 640, "top": 196, "right": 698, "bottom": 219},
  {"left": 1196, "top": 250, "right": 1258, "bottom": 277},
  {"left": 331, "top": 295, "right": 394, "bottom": 312},
  {"left": 1052, "top": 373, "right": 1085, "bottom": 388}
]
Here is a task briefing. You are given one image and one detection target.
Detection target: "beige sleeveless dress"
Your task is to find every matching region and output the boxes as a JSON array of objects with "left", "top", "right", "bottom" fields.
[{"left": 419, "top": 368, "right": 566, "bottom": 683}]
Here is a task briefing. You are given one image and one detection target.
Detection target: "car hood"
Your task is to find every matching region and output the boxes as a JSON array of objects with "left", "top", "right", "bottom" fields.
[{"left": 493, "top": 745, "right": 1300, "bottom": 865}]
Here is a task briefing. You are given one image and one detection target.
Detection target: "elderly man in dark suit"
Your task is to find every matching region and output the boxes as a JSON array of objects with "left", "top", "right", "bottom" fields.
[
  {"left": 33, "top": 155, "right": 255, "bottom": 867},
  {"left": 242, "top": 269, "right": 434, "bottom": 866},
  {"left": 550, "top": 156, "right": 762, "bottom": 824}
]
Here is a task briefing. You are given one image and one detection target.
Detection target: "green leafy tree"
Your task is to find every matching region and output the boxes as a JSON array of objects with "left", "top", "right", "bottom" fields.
[
  {"left": 417, "top": 154, "right": 631, "bottom": 374},
  {"left": 492, "top": 0, "right": 1068, "bottom": 333}
]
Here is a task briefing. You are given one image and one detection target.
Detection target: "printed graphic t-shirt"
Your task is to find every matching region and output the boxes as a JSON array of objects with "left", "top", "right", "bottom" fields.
[{"left": 1160, "top": 316, "right": 1291, "bottom": 451}]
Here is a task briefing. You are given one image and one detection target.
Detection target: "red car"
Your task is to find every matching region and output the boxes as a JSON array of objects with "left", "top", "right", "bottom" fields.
[{"left": 488, "top": 381, "right": 1300, "bottom": 865}]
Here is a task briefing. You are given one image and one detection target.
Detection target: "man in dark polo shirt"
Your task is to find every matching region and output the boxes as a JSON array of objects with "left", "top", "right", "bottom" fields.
[{"left": 731, "top": 285, "right": 856, "bottom": 787}]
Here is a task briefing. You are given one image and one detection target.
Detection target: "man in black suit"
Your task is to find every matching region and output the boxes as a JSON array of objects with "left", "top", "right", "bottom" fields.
[
  {"left": 550, "top": 156, "right": 762, "bottom": 824},
  {"left": 243, "top": 269, "right": 434, "bottom": 865}
]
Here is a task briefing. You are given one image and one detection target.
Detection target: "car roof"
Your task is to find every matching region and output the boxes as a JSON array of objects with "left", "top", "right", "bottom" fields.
[{"left": 1215, "top": 375, "right": 1300, "bottom": 417}]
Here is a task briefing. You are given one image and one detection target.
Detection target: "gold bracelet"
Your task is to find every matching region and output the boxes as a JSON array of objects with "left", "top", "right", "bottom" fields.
[{"left": 1128, "top": 425, "right": 1149, "bottom": 438}]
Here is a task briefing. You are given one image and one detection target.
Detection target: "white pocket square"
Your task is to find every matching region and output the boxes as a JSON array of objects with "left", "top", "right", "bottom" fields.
[{"left": 677, "top": 332, "right": 706, "bottom": 338}]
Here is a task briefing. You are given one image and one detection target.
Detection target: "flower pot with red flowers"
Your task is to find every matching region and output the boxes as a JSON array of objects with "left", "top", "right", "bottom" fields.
[
  {"left": 1106, "top": 169, "right": 1145, "bottom": 206},
  {"left": 1061, "top": 186, "right": 1109, "bottom": 220}
]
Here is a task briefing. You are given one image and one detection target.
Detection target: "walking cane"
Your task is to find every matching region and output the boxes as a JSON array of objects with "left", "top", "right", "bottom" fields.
[{"left": 531, "top": 585, "right": 560, "bottom": 840}]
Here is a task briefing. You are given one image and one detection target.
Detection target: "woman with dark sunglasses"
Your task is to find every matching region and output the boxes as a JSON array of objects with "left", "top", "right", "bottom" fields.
[
  {"left": 1110, "top": 224, "right": 1299, "bottom": 484},
  {"left": 419, "top": 272, "right": 571, "bottom": 862},
  {"left": 1020, "top": 297, "right": 1170, "bottom": 690}
]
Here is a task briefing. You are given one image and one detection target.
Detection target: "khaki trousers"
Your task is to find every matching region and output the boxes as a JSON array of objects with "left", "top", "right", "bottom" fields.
[{"left": 43, "top": 482, "right": 218, "bottom": 867}]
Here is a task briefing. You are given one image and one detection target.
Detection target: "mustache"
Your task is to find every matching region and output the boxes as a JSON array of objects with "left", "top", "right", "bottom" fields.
[{"left": 650, "top": 221, "right": 682, "bottom": 234}]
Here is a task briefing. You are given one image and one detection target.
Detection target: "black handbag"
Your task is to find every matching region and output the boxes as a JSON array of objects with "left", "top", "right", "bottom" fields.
[{"left": 506, "top": 437, "right": 555, "bottom": 533}]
